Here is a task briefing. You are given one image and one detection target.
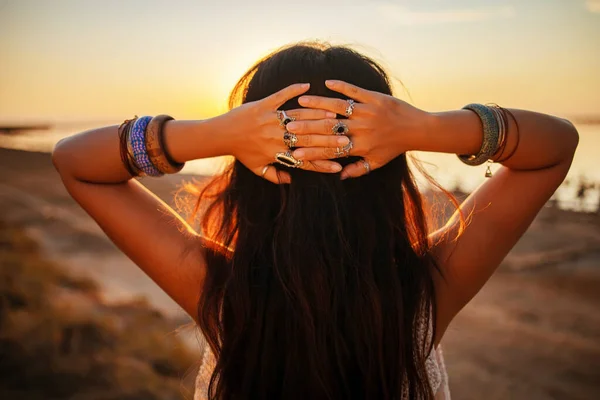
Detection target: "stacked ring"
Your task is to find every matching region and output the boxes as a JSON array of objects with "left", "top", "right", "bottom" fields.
[
  {"left": 283, "top": 132, "right": 298, "bottom": 148},
  {"left": 277, "top": 110, "right": 295, "bottom": 127},
  {"left": 275, "top": 151, "right": 303, "bottom": 168},
  {"left": 332, "top": 121, "right": 349, "bottom": 135},
  {"left": 345, "top": 99, "right": 355, "bottom": 117}
]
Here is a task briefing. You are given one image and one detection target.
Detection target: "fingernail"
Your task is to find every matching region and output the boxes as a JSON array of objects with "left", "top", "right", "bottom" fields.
[
  {"left": 287, "top": 122, "right": 298, "bottom": 131},
  {"left": 331, "top": 164, "right": 342, "bottom": 172},
  {"left": 298, "top": 96, "right": 310, "bottom": 105},
  {"left": 325, "top": 80, "right": 335, "bottom": 87},
  {"left": 326, "top": 112, "right": 337, "bottom": 118},
  {"left": 301, "top": 83, "right": 310, "bottom": 89},
  {"left": 337, "top": 136, "right": 349, "bottom": 145},
  {"left": 293, "top": 150, "right": 305, "bottom": 159}
]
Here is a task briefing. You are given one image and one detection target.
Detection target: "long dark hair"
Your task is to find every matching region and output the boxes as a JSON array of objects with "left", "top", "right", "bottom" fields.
[{"left": 191, "top": 42, "right": 443, "bottom": 399}]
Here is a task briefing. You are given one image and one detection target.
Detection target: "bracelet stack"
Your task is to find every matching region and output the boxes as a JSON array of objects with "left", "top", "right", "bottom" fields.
[
  {"left": 117, "top": 114, "right": 184, "bottom": 177},
  {"left": 457, "top": 103, "right": 511, "bottom": 178}
]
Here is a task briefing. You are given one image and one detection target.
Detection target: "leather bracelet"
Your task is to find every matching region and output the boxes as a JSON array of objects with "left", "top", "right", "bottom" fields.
[
  {"left": 145, "top": 114, "right": 184, "bottom": 174},
  {"left": 495, "top": 108, "right": 520, "bottom": 163},
  {"left": 118, "top": 117, "right": 139, "bottom": 177}
]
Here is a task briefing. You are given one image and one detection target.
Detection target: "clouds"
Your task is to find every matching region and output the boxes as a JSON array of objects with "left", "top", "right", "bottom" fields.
[
  {"left": 376, "top": 3, "right": 515, "bottom": 25},
  {"left": 585, "top": 0, "right": 600, "bottom": 13}
]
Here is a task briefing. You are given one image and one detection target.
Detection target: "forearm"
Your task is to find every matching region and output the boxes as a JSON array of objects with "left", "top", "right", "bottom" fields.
[
  {"left": 413, "top": 108, "right": 579, "bottom": 170},
  {"left": 52, "top": 116, "right": 231, "bottom": 183}
]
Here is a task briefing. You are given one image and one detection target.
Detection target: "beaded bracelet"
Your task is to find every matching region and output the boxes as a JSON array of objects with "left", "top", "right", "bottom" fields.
[
  {"left": 129, "top": 116, "right": 163, "bottom": 177},
  {"left": 126, "top": 121, "right": 144, "bottom": 177},
  {"left": 145, "top": 115, "right": 184, "bottom": 174},
  {"left": 458, "top": 103, "right": 500, "bottom": 166}
]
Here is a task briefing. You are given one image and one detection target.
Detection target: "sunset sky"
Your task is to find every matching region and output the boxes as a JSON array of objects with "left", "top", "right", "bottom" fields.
[{"left": 1, "top": 0, "right": 599, "bottom": 122}]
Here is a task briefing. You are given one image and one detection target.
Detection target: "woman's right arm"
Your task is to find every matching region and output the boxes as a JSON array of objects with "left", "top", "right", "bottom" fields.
[{"left": 52, "top": 83, "right": 345, "bottom": 319}]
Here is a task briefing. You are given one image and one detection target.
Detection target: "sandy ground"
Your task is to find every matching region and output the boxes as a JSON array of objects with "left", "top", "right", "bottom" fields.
[{"left": 1, "top": 148, "right": 599, "bottom": 399}]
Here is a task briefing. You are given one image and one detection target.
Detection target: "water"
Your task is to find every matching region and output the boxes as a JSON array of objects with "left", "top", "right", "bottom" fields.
[{"left": 1, "top": 121, "right": 599, "bottom": 211}]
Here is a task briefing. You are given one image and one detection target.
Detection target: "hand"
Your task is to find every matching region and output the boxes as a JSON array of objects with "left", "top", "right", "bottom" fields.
[
  {"left": 285, "top": 80, "right": 431, "bottom": 179},
  {"left": 220, "top": 83, "right": 352, "bottom": 184}
]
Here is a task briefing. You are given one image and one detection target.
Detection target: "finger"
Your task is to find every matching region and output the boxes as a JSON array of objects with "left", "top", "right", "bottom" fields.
[
  {"left": 340, "top": 159, "right": 373, "bottom": 180},
  {"left": 325, "top": 80, "right": 378, "bottom": 104},
  {"left": 292, "top": 147, "right": 344, "bottom": 161},
  {"left": 294, "top": 134, "right": 350, "bottom": 148},
  {"left": 260, "top": 166, "right": 291, "bottom": 184},
  {"left": 266, "top": 83, "right": 310, "bottom": 109},
  {"left": 297, "top": 96, "right": 352, "bottom": 115},
  {"left": 300, "top": 160, "right": 343, "bottom": 173},
  {"left": 285, "top": 108, "right": 337, "bottom": 120},
  {"left": 287, "top": 118, "right": 354, "bottom": 135}
]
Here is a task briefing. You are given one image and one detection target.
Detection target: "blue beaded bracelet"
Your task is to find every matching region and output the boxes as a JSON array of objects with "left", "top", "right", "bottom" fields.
[
  {"left": 129, "top": 116, "right": 163, "bottom": 177},
  {"left": 458, "top": 103, "right": 500, "bottom": 166}
]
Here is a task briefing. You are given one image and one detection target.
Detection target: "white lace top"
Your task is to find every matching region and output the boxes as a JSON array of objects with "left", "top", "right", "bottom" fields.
[{"left": 194, "top": 333, "right": 450, "bottom": 399}]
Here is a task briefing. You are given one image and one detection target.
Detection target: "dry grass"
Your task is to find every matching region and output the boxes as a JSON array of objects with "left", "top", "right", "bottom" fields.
[{"left": 0, "top": 219, "right": 197, "bottom": 400}]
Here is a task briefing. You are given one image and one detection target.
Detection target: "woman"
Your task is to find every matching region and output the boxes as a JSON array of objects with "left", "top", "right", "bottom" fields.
[{"left": 52, "top": 43, "right": 578, "bottom": 399}]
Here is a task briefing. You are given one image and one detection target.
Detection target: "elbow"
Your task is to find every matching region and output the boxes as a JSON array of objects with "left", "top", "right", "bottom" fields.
[
  {"left": 51, "top": 137, "right": 71, "bottom": 175},
  {"left": 556, "top": 118, "right": 579, "bottom": 161},
  {"left": 546, "top": 118, "right": 580, "bottom": 182}
]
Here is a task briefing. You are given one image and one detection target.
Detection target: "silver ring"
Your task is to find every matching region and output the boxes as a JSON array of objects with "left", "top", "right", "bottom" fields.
[
  {"left": 277, "top": 110, "right": 295, "bottom": 127},
  {"left": 334, "top": 140, "right": 353, "bottom": 158},
  {"left": 275, "top": 151, "right": 303, "bottom": 168},
  {"left": 283, "top": 132, "right": 298, "bottom": 148},
  {"left": 345, "top": 99, "right": 355, "bottom": 117},
  {"left": 362, "top": 159, "right": 371, "bottom": 174},
  {"left": 332, "top": 121, "right": 349, "bottom": 136},
  {"left": 261, "top": 165, "right": 270, "bottom": 178}
]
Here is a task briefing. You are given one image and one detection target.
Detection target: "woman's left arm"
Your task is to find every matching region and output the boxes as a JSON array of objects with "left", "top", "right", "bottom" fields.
[
  {"left": 414, "top": 107, "right": 578, "bottom": 341},
  {"left": 285, "top": 80, "right": 579, "bottom": 342}
]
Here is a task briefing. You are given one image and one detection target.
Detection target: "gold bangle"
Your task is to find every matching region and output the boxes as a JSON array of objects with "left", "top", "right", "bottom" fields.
[{"left": 145, "top": 115, "right": 184, "bottom": 174}]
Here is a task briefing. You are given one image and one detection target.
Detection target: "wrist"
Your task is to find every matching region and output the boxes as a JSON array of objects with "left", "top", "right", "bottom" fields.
[
  {"left": 402, "top": 110, "right": 436, "bottom": 153},
  {"left": 412, "top": 110, "right": 482, "bottom": 155},
  {"left": 162, "top": 118, "right": 232, "bottom": 163},
  {"left": 211, "top": 111, "right": 245, "bottom": 159}
]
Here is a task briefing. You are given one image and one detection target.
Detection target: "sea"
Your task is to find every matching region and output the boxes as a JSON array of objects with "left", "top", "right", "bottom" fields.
[{"left": 1, "top": 121, "right": 599, "bottom": 212}]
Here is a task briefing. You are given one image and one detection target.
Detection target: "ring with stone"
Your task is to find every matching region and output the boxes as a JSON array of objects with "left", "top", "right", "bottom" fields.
[
  {"left": 277, "top": 110, "right": 295, "bottom": 127},
  {"left": 283, "top": 131, "right": 298, "bottom": 148},
  {"left": 331, "top": 121, "right": 349, "bottom": 136},
  {"left": 275, "top": 151, "right": 303, "bottom": 168},
  {"left": 345, "top": 99, "right": 355, "bottom": 117}
]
